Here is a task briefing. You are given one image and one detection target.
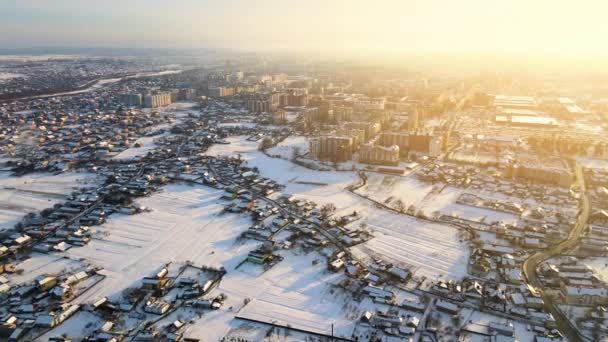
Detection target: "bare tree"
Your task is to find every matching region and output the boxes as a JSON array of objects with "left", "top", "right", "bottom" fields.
[
  {"left": 394, "top": 199, "right": 406, "bottom": 213},
  {"left": 291, "top": 146, "right": 301, "bottom": 161},
  {"left": 320, "top": 203, "right": 336, "bottom": 219}
]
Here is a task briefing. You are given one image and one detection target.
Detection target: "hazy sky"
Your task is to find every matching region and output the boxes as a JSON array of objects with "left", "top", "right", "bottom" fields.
[{"left": 1, "top": 0, "right": 607, "bottom": 59}]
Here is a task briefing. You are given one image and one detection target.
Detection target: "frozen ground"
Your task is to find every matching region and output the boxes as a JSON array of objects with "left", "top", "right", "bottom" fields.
[
  {"left": 582, "top": 257, "right": 608, "bottom": 282},
  {"left": 352, "top": 210, "right": 470, "bottom": 281},
  {"left": 458, "top": 308, "right": 536, "bottom": 342},
  {"left": 112, "top": 135, "right": 162, "bottom": 161},
  {"left": 205, "top": 136, "right": 358, "bottom": 198},
  {"left": 66, "top": 184, "right": 255, "bottom": 302},
  {"left": 35, "top": 311, "right": 102, "bottom": 341},
  {"left": 58, "top": 182, "right": 362, "bottom": 340},
  {"left": 206, "top": 136, "right": 470, "bottom": 282},
  {"left": 266, "top": 135, "right": 310, "bottom": 160},
  {"left": 0, "top": 71, "right": 25, "bottom": 81},
  {"left": 577, "top": 157, "right": 608, "bottom": 170},
  {"left": 185, "top": 251, "right": 359, "bottom": 341},
  {"left": 0, "top": 171, "right": 98, "bottom": 230},
  {"left": 355, "top": 173, "right": 435, "bottom": 209},
  {"left": 10, "top": 253, "right": 86, "bottom": 286}
]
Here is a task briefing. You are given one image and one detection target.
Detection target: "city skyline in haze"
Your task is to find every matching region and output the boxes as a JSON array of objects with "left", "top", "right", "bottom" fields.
[{"left": 1, "top": 0, "right": 607, "bottom": 69}]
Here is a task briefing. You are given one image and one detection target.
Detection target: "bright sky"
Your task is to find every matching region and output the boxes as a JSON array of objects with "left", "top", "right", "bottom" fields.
[{"left": 1, "top": 0, "right": 607, "bottom": 60}]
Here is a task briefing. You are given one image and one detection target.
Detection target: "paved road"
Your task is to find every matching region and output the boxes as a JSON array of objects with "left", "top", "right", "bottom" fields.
[{"left": 522, "top": 163, "right": 591, "bottom": 342}]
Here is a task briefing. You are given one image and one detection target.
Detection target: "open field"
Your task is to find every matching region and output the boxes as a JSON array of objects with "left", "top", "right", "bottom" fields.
[
  {"left": 66, "top": 184, "right": 255, "bottom": 302},
  {"left": 0, "top": 171, "right": 97, "bottom": 230}
]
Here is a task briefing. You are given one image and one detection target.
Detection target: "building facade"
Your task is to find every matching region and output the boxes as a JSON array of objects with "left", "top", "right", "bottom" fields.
[
  {"left": 359, "top": 143, "right": 400, "bottom": 166},
  {"left": 143, "top": 92, "right": 172, "bottom": 108},
  {"left": 309, "top": 135, "right": 355, "bottom": 162}
]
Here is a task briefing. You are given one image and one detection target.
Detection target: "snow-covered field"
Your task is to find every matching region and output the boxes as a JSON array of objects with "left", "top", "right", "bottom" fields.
[
  {"left": 112, "top": 136, "right": 161, "bottom": 160},
  {"left": 577, "top": 157, "right": 608, "bottom": 170},
  {"left": 207, "top": 136, "right": 470, "bottom": 282},
  {"left": 0, "top": 171, "right": 97, "bottom": 230},
  {"left": 583, "top": 257, "right": 608, "bottom": 282},
  {"left": 186, "top": 251, "right": 358, "bottom": 340},
  {"left": 356, "top": 173, "right": 435, "bottom": 209},
  {"left": 54, "top": 182, "right": 362, "bottom": 340},
  {"left": 22, "top": 135, "right": 474, "bottom": 339},
  {"left": 266, "top": 135, "right": 310, "bottom": 159},
  {"left": 66, "top": 184, "right": 255, "bottom": 302},
  {"left": 36, "top": 311, "right": 102, "bottom": 341},
  {"left": 205, "top": 136, "right": 358, "bottom": 199},
  {"left": 440, "top": 203, "right": 519, "bottom": 224},
  {"left": 352, "top": 211, "right": 470, "bottom": 281},
  {"left": 11, "top": 253, "right": 85, "bottom": 286},
  {"left": 0, "top": 71, "right": 25, "bottom": 81}
]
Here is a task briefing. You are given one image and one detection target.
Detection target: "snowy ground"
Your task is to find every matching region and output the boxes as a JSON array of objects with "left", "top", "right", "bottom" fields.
[
  {"left": 54, "top": 182, "right": 364, "bottom": 340},
  {"left": 36, "top": 311, "right": 102, "bottom": 341},
  {"left": 111, "top": 135, "right": 162, "bottom": 161},
  {"left": 0, "top": 171, "right": 98, "bottom": 230},
  {"left": 0, "top": 71, "right": 25, "bottom": 81},
  {"left": 577, "top": 157, "right": 608, "bottom": 170},
  {"left": 25, "top": 135, "right": 474, "bottom": 339},
  {"left": 355, "top": 173, "right": 435, "bottom": 209},
  {"left": 352, "top": 211, "right": 470, "bottom": 281},
  {"left": 218, "top": 122, "right": 257, "bottom": 128},
  {"left": 582, "top": 257, "right": 608, "bottom": 282},
  {"left": 9, "top": 253, "right": 86, "bottom": 286},
  {"left": 66, "top": 184, "right": 255, "bottom": 302},
  {"left": 457, "top": 308, "right": 536, "bottom": 342},
  {"left": 185, "top": 251, "right": 359, "bottom": 341},
  {"left": 207, "top": 136, "right": 470, "bottom": 282},
  {"left": 266, "top": 135, "right": 310, "bottom": 160},
  {"left": 205, "top": 136, "right": 359, "bottom": 199}
]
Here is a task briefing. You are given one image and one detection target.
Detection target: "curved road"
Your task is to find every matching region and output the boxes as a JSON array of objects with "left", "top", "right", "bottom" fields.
[{"left": 522, "top": 164, "right": 590, "bottom": 342}]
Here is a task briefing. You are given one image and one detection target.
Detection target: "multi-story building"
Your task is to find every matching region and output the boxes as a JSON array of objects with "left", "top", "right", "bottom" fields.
[
  {"left": 379, "top": 132, "right": 442, "bottom": 157},
  {"left": 359, "top": 143, "right": 400, "bottom": 166},
  {"left": 272, "top": 110, "right": 286, "bottom": 124},
  {"left": 170, "top": 89, "right": 180, "bottom": 103},
  {"left": 245, "top": 92, "right": 280, "bottom": 113},
  {"left": 334, "top": 128, "right": 366, "bottom": 148},
  {"left": 344, "top": 122, "right": 382, "bottom": 140},
  {"left": 309, "top": 135, "right": 355, "bottom": 162},
  {"left": 333, "top": 106, "right": 353, "bottom": 123},
  {"left": 119, "top": 93, "right": 142, "bottom": 107},
  {"left": 379, "top": 132, "right": 410, "bottom": 154},
  {"left": 143, "top": 92, "right": 172, "bottom": 108},
  {"left": 280, "top": 89, "right": 308, "bottom": 107},
  {"left": 208, "top": 86, "right": 235, "bottom": 98},
  {"left": 506, "top": 164, "right": 574, "bottom": 187},
  {"left": 409, "top": 134, "right": 442, "bottom": 157},
  {"left": 178, "top": 88, "right": 198, "bottom": 101},
  {"left": 352, "top": 97, "right": 385, "bottom": 111},
  {"left": 409, "top": 105, "right": 419, "bottom": 131}
]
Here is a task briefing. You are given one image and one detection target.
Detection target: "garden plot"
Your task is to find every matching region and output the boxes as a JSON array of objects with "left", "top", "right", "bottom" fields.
[
  {"left": 351, "top": 210, "right": 470, "bottom": 281},
  {"left": 35, "top": 311, "right": 103, "bottom": 341},
  {"left": 111, "top": 135, "right": 162, "bottom": 161},
  {"left": 355, "top": 173, "right": 435, "bottom": 208},
  {"left": 184, "top": 251, "right": 360, "bottom": 341},
  {"left": 66, "top": 184, "right": 255, "bottom": 302},
  {"left": 266, "top": 135, "right": 310, "bottom": 160},
  {"left": 9, "top": 253, "right": 86, "bottom": 286},
  {"left": 205, "top": 136, "right": 358, "bottom": 199},
  {"left": 438, "top": 203, "right": 519, "bottom": 225},
  {"left": 583, "top": 257, "right": 608, "bottom": 282},
  {"left": 0, "top": 172, "right": 98, "bottom": 230}
]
